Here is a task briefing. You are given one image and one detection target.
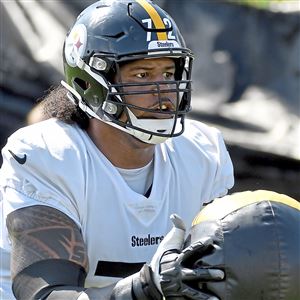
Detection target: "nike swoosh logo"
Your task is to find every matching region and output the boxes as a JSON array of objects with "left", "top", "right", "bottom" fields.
[{"left": 8, "top": 150, "right": 27, "bottom": 165}]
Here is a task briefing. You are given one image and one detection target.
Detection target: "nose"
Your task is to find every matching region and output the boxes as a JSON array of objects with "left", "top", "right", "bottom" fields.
[
  {"left": 151, "top": 86, "right": 175, "bottom": 104},
  {"left": 151, "top": 75, "right": 175, "bottom": 96},
  {"left": 150, "top": 87, "right": 176, "bottom": 111}
]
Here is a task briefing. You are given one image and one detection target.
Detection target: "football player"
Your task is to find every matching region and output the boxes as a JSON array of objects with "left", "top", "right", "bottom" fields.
[{"left": 0, "top": 1, "right": 234, "bottom": 299}]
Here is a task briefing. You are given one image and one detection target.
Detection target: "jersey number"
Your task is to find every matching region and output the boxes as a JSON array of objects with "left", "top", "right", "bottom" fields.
[{"left": 142, "top": 18, "right": 176, "bottom": 41}]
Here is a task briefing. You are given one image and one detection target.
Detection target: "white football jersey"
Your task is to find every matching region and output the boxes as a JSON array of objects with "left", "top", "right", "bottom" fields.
[{"left": 0, "top": 118, "right": 234, "bottom": 298}]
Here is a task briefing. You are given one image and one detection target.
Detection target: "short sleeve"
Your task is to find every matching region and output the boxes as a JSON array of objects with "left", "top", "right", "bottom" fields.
[
  {"left": 0, "top": 122, "right": 85, "bottom": 228},
  {"left": 182, "top": 120, "right": 235, "bottom": 202},
  {"left": 208, "top": 131, "right": 234, "bottom": 200}
]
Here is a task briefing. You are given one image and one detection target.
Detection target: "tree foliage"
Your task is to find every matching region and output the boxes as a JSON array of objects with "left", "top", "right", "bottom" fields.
[{"left": 228, "top": 0, "right": 291, "bottom": 10}]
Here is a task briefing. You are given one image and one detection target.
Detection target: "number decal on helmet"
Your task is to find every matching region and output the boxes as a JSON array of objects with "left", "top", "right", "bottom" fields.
[
  {"left": 163, "top": 18, "right": 176, "bottom": 40},
  {"left": 142, "top": 18, "right": 152, "bottom": 42},
  {"left": 142, "top": 17, "right": 176, "bottom": 42}
]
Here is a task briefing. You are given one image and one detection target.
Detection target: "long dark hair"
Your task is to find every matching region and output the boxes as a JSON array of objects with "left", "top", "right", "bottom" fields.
[{"left": 40, "top": 85, "right": 89, "bottom": 129}]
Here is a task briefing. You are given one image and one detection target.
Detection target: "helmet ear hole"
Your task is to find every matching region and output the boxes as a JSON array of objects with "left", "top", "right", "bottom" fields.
[{"left": 74, "top": 78, "right": 90, "bottom": 91}]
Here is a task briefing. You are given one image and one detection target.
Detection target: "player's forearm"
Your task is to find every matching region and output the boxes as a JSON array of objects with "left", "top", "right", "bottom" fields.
[
  {"left": 45, "top": 284, "right": 120, "bottom": 300},
  {"left": 13, "top": 276, "right": 133, "bottom": 300},
  {"left": 39, "top": 265, "right": 161, "bottom": 300},
  {"left": 11, "top": 257, "right": 137, "bottom": 300},
  {"left": 44, "top": 273, "right": 146, "bottom": 300}
]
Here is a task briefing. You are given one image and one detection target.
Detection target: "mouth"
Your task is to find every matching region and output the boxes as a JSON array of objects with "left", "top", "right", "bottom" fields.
[
  {"left": 157, "top": 104, "right": 169, "bottom": 111},
  {"left": 137, "top": 101, "right": 174, "bottom": 119},
  {"left": 121, "top": 96, "right": 177, "bottom": 121},
  {"left": 149, "top": 99, "right": 175, "bottom": 111}
]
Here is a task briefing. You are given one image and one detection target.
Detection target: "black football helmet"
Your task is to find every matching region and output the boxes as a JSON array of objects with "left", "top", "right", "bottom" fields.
[
  {"left": 62, "top": 0, "right": 193, "bottom": 144},
  {"left": 183, "top": 190, "right": 300, "bottom": 300}
]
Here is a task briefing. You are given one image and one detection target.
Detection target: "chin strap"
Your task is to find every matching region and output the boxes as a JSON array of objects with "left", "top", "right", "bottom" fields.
[{"left": 126, "top": 109, "right": 182, "bottom": 144}]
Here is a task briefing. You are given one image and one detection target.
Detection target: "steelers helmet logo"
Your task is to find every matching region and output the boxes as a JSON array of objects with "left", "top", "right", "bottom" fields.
[{"left": 64, "top": 24, "right": 87, "bottom": 67}]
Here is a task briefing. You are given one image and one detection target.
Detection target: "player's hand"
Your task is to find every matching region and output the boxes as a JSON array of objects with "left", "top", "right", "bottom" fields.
[
  {"left": 131, "top": 214, "right": 186, "bottom": 300},
  {"left": 141, "top": 214, "right": 224, "bottom": 300},
  {"left": 159, "top": 236, "right": 224, "bottom": 300},
  {"left": 150, "top": 214, "right": 187, "bottom": 293},
  {"left": 112, "top": 214, "right": 223, "bottom": 300},
  {"left": 111, "top": 214, "right": 186, "bottom": 300}
]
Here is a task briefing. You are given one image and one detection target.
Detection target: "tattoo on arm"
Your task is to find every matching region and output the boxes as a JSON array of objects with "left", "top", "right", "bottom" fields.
[{"left": 6, "top": 205, "right": 88, "bottom": 278}]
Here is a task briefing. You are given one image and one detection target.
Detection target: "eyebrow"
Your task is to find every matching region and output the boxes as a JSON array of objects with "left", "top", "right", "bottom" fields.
[{"left": 128, "top": 65, "right": 176, "bottom": 71}]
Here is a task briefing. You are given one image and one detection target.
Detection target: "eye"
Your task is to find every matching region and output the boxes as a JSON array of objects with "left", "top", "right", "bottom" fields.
[
  {"left": 136, "top": 72, "right": 147, "bottom": 79},
  {"left": 163, "top": 72, "right": 175, "bottom": 79}
]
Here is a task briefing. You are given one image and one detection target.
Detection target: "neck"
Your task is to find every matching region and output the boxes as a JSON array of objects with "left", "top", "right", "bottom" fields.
[{"left": 87, "top": 119, "right": 155, "bottom": 169}]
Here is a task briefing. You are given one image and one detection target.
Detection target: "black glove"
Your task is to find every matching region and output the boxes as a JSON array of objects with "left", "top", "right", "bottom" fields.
[
  {"left": 160, "top": 237, "right": 224, "bottom": 300},
  {"left": 110, "top": 214, "right": 185, "bottom": 300}
]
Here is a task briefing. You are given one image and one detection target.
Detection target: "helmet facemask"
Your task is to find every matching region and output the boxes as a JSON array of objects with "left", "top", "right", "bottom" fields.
[{"left": 63, "top": 50, "right": 193, "bottom": 144}]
